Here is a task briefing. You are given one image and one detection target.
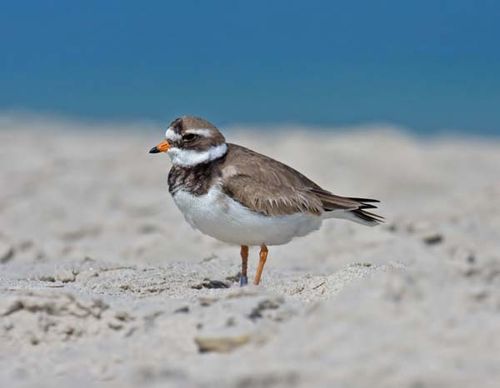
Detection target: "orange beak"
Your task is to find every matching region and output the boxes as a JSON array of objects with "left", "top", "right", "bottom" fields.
[{"left": 149, "top": 139, "right": 170, "bottom": 154}]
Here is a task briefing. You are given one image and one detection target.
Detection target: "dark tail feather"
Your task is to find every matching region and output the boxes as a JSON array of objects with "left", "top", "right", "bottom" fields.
[
  {"left": 311, "top": 188, "right": 383, "bottom": 226},
  {"left": 333, "top": 197, "right": 384, "bottom": 226},
  {"left": 348, "top": 196, "right": 384, "bottom": 225},
  {"left": 349, "top": 208, "right": 384, "bottom": 225},
  {"left": 347, "top": 197, "right": 380, "bottom": 203}
]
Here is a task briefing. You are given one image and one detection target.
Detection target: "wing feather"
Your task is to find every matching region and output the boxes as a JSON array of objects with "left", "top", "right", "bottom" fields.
[
  {"left": 219, "top": 144, "right": 381, "bottom": 222},
  {"left": 222, "top": 174, "right": 323, "bottom": 216}
]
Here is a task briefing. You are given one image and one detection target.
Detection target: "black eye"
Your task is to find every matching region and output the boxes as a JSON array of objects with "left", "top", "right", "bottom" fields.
[{"left": 182, "top": 133, "right": 197, "bottom": 142}]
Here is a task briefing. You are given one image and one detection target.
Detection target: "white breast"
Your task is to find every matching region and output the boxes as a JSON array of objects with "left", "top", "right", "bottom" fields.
[{"left": 171, "top": 187, "right": 323, "bottom": 246}]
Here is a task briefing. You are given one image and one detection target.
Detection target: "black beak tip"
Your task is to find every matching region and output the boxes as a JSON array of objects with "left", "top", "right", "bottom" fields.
[{"left": 149, "top": 146, "right": 159, "bottom": 154}]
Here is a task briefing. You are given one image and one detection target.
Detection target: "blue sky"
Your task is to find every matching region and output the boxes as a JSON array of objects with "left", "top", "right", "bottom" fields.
[{"left": 1, "top": 0, "right": 499, "bottom": 134}]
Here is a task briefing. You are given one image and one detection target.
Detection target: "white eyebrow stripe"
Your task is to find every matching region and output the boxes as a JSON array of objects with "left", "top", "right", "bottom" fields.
[
  {"left": 184, "top": 128, "right": 212, "bottom": 137},
  {"left": 165, "top": 127, "right": 182, "bottom": 142}
]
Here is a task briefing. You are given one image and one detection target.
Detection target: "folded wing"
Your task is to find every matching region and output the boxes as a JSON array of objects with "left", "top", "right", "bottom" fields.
[{"left": 220, "top": 144, "right": 383, "bottom": 224}]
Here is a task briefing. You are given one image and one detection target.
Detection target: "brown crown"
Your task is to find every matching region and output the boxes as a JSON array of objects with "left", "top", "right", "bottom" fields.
[{"left": 168, "top": 116, "right": 226, "bottom": 150}]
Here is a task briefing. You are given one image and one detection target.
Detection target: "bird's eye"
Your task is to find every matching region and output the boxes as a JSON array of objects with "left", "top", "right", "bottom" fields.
[{"left": 182, "top": 133, "right": 197, "bottom": 142}]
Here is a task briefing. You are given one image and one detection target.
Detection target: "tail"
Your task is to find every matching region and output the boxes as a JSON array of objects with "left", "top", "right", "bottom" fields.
[
  {"left": 329, "top": 198, "right": 383, "bottom": 226},
  {"left": 310, "top": 188, "right": 384, "bottom": 226},
  {"left": 334, "top": 203, "right": 383, "bottom": 226}
]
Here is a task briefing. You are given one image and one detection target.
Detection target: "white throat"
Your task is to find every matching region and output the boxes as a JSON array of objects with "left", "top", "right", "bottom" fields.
[{"left": 168, "top": 143, "right": 228, "bottom": 167}]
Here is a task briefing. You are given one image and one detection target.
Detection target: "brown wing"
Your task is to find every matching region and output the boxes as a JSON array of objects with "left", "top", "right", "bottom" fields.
[
  {"left": 220, "top": 144, "right": 375, "bottom": 217},
  {"left": 309, "top": 187, "right": 379, "bottom": 211},
  {"left": 222, "top": 174, "right": 323, "bottom": 216}
]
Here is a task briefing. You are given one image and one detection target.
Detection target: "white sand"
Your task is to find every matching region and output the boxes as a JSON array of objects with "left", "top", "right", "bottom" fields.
[{"left": 1, "top": 117, "right": 499, "bottom": 387}]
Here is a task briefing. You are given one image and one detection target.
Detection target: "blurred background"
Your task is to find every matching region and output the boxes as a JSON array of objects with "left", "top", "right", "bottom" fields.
[
  {"left": 1, "top": 2, "right": 500, "bottom": 387},
  {"left": 1, "top": 0, "right": 499, "bottom": 136}
]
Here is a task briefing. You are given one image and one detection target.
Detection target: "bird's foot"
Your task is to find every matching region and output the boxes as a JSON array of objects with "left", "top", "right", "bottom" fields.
[{"left": 239, "top": 275, "right": 248, "bottom": 287}]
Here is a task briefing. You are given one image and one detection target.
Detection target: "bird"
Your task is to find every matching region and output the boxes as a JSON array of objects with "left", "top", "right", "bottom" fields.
[{"left": 149, "top": 116, "right": 383, "bottom": 286}]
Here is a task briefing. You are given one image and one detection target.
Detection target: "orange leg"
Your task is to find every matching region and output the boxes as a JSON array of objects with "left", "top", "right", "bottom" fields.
[
  {"left": 253, "top": 244, "right": 268, "bottom": 285},
  {"left": 240, "top": 245, "right": 249, "bottom": 286}
]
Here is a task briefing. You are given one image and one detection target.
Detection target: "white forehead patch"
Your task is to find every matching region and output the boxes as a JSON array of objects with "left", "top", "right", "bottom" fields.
[
  {"left": 168, "top": 143, "right": 228, "bottom": 167},
  {"left": 165, "top": 127, "right": 182, "bottom": 142}
]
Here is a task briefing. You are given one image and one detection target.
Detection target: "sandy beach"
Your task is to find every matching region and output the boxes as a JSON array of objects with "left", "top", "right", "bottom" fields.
[{"left": 1, "top": 116, "right": 499, "bottom": 387}]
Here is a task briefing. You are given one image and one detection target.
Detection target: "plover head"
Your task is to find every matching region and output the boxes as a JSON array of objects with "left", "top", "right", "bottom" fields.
[{"left": 149, "top": 116, "right": 227, "bottom": 167}]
